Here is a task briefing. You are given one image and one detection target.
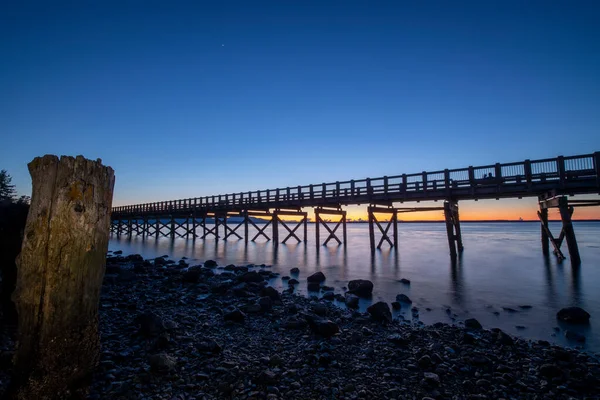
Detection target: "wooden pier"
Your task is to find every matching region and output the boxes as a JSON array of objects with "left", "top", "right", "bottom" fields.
[{"left": 111, "top": 152, "right": 600, "bottom": 263}]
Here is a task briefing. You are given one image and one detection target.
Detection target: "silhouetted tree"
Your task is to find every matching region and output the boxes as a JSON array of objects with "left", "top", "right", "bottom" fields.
[{"left": 0, "top": 169, "right": 17, "bottom": 202}]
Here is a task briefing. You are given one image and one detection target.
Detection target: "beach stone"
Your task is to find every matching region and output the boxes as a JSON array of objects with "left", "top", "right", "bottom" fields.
[
  {"left": 239, "top": 271, "right": 265, "bottom": 283},
  {"left": 391, "top": 301, "right": 401, "bottom": 310},
  {"left": 307, "top": 271, "right": 326, "bottom": 283},
  {"left": 367, "top": 302, "right": 392, "bottom": 323},
  {"left": 322, "top": 291, "right": 335, "bottom": 301},
  {"left": 307, "top": 282, "right": 321, "bottom": 292},
  {"left": 396, "top": 294, "right": 412, "bottom": 304},
  {"left": 148, "top": 353, "right": 176, "bottom": 372},
  {"left": 557, "top": 307, "right": 590, "bottom": 324},
  {"left": 465, "top": 318, "right": 482, "bottom": 330},
  {"left": 224, "top": 308, "right": 246, "bottom": 322},
  {"left": 137, "top": 311, "right": 166, "bottom": 337},
  {"left": 204, "top": 260, "right": 218, "bottom": 267},
  {"left": 304, "top": 314, "right": 339, "bottom": 337},
  {"left": 345, "top": 294, "right": 359, "bottom": 308},
  {"left": 387, "top": 334, "right": 408, "bottom": 345},
  {"left": 423, "top": 372, "right": 440, "bottom": 386},
  {"left": 182, "top": 268, "right": 201, "bottom": 283},
  {"left": 565, "top": 330, "right": 586, "bottom": 342},
  {"left": 288, "top": 278, "right": 299, "bottom": 285},
  {"left": 347, "top": 279, "right": 374, "bottom": 297},
  {"left": 261, "top": 286, "right": 280, "bottom": 300},
  {"left": 399, "top": 278, "right": 411, "bottom": 285},
  {"left": 290, "top": 267, "right": 300, "bottom": 274},
  {"left": 539, "top": 364, "right": 563, "bottom": 378}
]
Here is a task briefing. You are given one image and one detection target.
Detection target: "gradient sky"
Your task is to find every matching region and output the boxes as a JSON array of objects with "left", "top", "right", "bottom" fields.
[{"left": 1, "top": 1, "right": 599, "bottom": 220}]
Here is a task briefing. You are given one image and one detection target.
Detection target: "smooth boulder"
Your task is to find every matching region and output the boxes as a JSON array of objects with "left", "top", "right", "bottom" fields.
[
  {"left": 347, "top": 279, "right": 374, "bottom": 297},
  {"left": 557, "top": 307, "right": 590, "bottom": 324},
  {"left": 307, "top": 271, "right": 326, "bottom": 283},
  {"left": 367, "top": 302, "right": 392, "bottom": 323}
]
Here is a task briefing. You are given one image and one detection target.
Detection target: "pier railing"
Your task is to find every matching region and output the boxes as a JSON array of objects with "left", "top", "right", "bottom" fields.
[{"left": 112, "top": 152, "right": 600, "bottom": 217}]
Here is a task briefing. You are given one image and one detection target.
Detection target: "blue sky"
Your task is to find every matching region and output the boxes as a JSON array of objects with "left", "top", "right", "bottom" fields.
[{"left": 1, "top": 1, "right": 599, "bottom": 214}]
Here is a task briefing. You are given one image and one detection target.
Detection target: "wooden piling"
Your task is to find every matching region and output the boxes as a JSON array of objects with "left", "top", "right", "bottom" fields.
[
  {"left": 558, "top": 196, "right": 581, "bottom": 265},
  {"left": 9, "top": 155, "right": 114, "bottom": 399},
  {"left": 368, "top": 208, "right": 375, "bottom": 251},
  {"left": 539, "top": 200, "right": 549, "bottom": 255},
  {"left": 453, "top": 203, "right": 464, "bottom": 252},
  {"left": 444, "top": 202, "right": 457, "bottom": 259}
]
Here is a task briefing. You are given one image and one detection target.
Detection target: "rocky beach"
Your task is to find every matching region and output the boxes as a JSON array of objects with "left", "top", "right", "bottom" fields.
[{"left": 1, "top": 252, "right": 599, "bottom": 399}]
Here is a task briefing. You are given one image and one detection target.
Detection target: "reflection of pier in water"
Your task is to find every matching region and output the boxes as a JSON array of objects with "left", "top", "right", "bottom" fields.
[{"left": 111, "top": 152, "right": 600, "bottom": 264}]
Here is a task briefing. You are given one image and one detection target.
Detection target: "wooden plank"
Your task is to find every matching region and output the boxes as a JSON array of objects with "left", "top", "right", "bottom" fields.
[{"left": 536, "top": 211, "right": 565, "bottom": 260}]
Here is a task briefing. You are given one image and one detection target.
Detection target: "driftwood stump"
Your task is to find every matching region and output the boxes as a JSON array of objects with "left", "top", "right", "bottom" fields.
[{"left": 8, "top": 155, "right": 114, "bottom": 399}]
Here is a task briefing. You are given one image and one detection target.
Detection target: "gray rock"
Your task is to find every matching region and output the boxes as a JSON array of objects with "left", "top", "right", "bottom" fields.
[
  {"left": 224, "top": 308, "right": 246, "bottom": 322},
  {"left": 557, "top": 307, "right": 590, "bottom": 324},
  {"left": 464, "top": 318, "right": 482, "bottom": 330},
  {"left": 396, "top": 294, "right": 412, "bottom": 304},
  {"left": 148, "top": 353, "right": 176, "bottom": 372},
  {"left": 347, "top": 279, "right": 374, "bottom": 297},
  {"left": 367, "top": 302, "right": 392, "bottom": 323},
  {"left": 307, "top": 271, "right": 326, "bottom": 283},
  {"left": 345, "top": 293, "right": 359, "bottom": 308}
]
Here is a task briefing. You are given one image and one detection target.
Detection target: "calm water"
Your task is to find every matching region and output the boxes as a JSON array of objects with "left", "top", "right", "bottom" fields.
[{"left": 109, "top": 221, "right": 600, "bottom": 353}]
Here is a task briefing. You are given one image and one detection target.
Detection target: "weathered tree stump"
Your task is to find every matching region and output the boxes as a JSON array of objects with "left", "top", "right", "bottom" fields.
[{"left": 7, "top": 155, "right": 114, "bottom": 399}]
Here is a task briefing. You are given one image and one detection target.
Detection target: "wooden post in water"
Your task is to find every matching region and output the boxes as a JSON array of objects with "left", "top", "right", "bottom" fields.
[
  {"left": 392, "top": 209, "right": 398, "bottom": 248},
  {"left": 558, "top": 196, "right": 581, "bottom": 265},
  {"left": 368, "top": 207, "right": 375, "bottom": 251},
  {"left": 453, "top": 203, "right": 464, "bottom": 252},
  {"left": 443, "top": 201, "right": 457, "bottom": 260},
  {"left": 272, "top": 213, "right": 279, "bottom": 243},
  {"left": 315, "top": 209, "right": 320, "bottom": 246},
  {"left": 539, "top": 196, "right": 549, "bottom": 255},
  {"left": 243, "top": 211, "right": 249, "bottom": 243},
  {"left": 8, "top": 155, "right": 114, "bottom": 399},
  {"left": 170, "top": 215, "right": 175, "bottom": 239}
]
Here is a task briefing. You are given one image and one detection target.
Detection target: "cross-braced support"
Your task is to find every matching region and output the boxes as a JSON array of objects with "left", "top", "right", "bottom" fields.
[
  {"left": 274, "top": 209, "right": 308, "bottom": 244},
  {"left": 443, "top": 201, "right": 463, "bottom": 260},
  {"left": 315, "top": 207, "right": 347, "bottom": 246},
  {"left": 241, "top": 210, "right": 275, "bottom": 241},
  {"left": 538, "top": 196, "right": 599, "bottom": 265},
  {"left": 367, "top": 206, "right": 398, "bottom": 250}
]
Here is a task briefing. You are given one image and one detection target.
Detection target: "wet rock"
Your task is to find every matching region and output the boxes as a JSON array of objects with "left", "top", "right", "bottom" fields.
[
  {"left": 565, "top": 330, "right": 586, "bottom": 342},
  {"left": 204, "top": 260, "right": 218, "bottom": 267},
  {"left": 322, "top": 291, "right": 335, "bottom": 301},
  {"left": 261, "top": 286, "right": 280, "bottom": 300},
  {"left": 290, "top": 267, "right": 300, "bottom": 274},
  {"left": 367, "top": 302, "right": 392, "bottom": 323},
  {"left": 347, "top": 279, "right": 374, "bottom": 297},
  {"left": 539, "top": 363, "right": 563, "bottom": 378},
  {"left": 224, "top": 308, "right": 246, "bottom": 322},
  {"left": 239, "top": 271, "right": 265, "bottom": 283},
  {"left": 182, "top": 268, "right": 201, "bottom": 283},
  {"left": 288, "top": 278, "right": 299, "bottom": 285},
  {"left": 258, "top": 296, "right": 273, "bottom": 311},
  {"left": 345, "top": 293, "right": 359, "bottom": 308},
  {"left": 137, "top": 311, "right": 166, "bottom": 337},
  {"left": 304, "top": 314, "right": 340, "bottom": 337},
  {"left": 307, "top": 271, "right": 326, "bottom": 283},
  {"left": 197, "top": 339, "right": 222, "bottom": 354},
  {"left": 557, "top": 307, "right": 590, "bottom": 324},
  {"left": 464, "top": 318, "right": 482, "bottom": 330},
  {"left": 396, "top": 294, "right": 412, "bottom": 304},
  {"left": 387, "top": 334, "right": 408, "bottom": 345},
  {"left": 148, "top": 353, "right": 176, "bottom": 372},
  {"left": 423, "top": 372, "right": 440, "bottom": 386},
  {"left": 496, "top": 330, "right": 514, "bottom": 345},
  {"left": 399, "top": 278, "right": 411, "bottom": 285},
  {"left": 391, "top": 301, "right": 401, "bottom": 310},
  {"left": 307, "top": 282, "right": 321, "bottom": 292}
]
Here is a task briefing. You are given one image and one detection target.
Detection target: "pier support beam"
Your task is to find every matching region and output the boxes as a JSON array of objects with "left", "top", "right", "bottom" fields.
[
  {"left": 443, "top": 201, "right": 463, "bottom": 260},
  {"left": 537, "top": 196, "right": 600, "bottom": 265},
  {"left": 314, "top": 207, "right": 346, "bottom": 246},
  {"left": 274, "top": 209, "right": 308, "bottom": 243},
  {"left": 367, "top": 206, "right": 398, "bottom": 250}
]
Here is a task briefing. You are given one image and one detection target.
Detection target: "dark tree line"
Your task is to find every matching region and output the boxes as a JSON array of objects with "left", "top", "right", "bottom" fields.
[{"left": 0, "top": 170, "right": 30, "bottom": 324}]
